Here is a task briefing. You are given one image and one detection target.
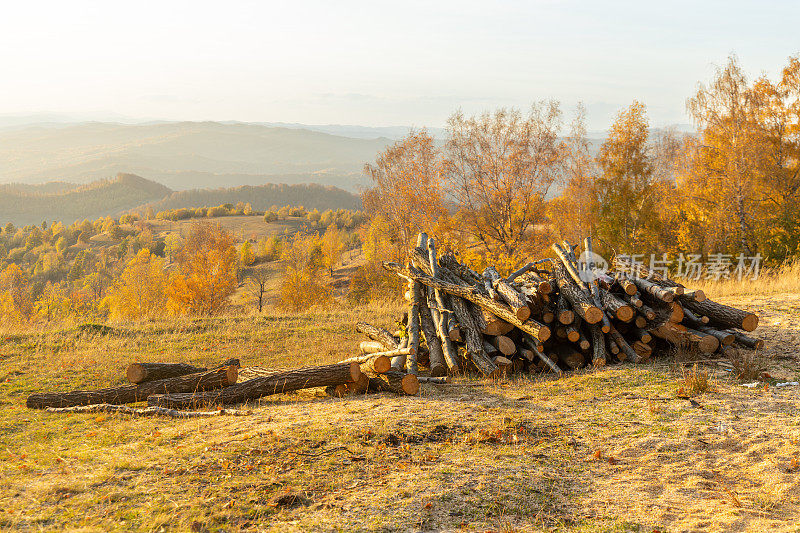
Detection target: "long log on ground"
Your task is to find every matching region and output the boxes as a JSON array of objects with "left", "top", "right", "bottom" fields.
[
  {"left": 483, "top": 266, "right": 531, "bottom": 321},
  {"left": 43, "top": 404, "right": 251, "bottom": 418},
  {"left": 126, "top": 358, "right": 240, "bottom": 384},
  {"left": 356, "top": 322, "right": 399, "bottom": 350},
  {"left": 27, "top": 366, "right": 239, "bottom": 409},
  {"left": 383, "top": 262, "right": 551, "bottom": 342},
  {"left": 148, "top": 362, "right": 361, "bottom": 409},
  {"left": 417, "top": 376, "right": 450, "bottom": 384},
  {"left": 553, "top": 263, "right": 603, "bottom": 324},
  {"left": 367, "top": 371, "right": 420, "bottom": 395},
  {"left": 682, "top": 298, "right": 759, "bottom": 332},
  {"left": 697, "top": 326, "right": 735, "bottom": 346}
]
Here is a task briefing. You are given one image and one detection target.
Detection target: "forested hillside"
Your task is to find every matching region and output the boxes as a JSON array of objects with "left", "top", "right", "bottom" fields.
[
  {"left": 0, "top": 174, "right": 171, "bottom": 226},
  {"left": 137, "top": 183, "right": 360, "bottom": 213}
]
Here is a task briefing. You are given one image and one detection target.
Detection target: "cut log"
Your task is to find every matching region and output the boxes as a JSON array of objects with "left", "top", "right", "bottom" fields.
[
  {"left": 686, "top": 328, "right": 721, "bottom": 354},
  {"left": 554, "top": 345, "right": 585, "bottom": 370},
  {"left": 553, "top": 263, "right": 604, "bottom": 324},
  {"left": 359, "top": 355, "right": 392, "bottom": 375},
  {"left": 489, "top": 335, "right": 516, "bottom": 356},
  {"left": 367, "top": 371, "right": 420, "bottom": 395},
  {"left": 418, "top": 293, "right": 447, "bottom": 377},
  {"left": 482, "top": 340, "right": 500, "bottom": 356},
  {"left": 483, "top": 266, "right": 531, "bottom": 321},
  {"left": 726, "top": 331, "right": 764, "bottom": 350},
  {"left": 148, "top": 362, "right": 361, "bottom": 409},
  {"left": 589, "top": 323, "right": 606, "bottom": 366},
  {"left": 632, "top": 341, "right": 653, "bottom": 359},
  {"left": 697, "top": 326, "right": 735, "bottom": 346},
  {"left": 482, "top": 316, "right": 515, "bottom": 336},
  {"left": 126, "top": 358, "right": 240, "bottom": 384},
  {"left": 679, "top": 290, "right": 707, "bottom": 303},
  {"left": 418, "top": 376, "right": 450, "bottom": 384},
  {"left": 359, "top": 340, "right": 388, "bottom": 354},
  {"left": 339, "top": 348, "right": 411, "bottom": 365},
  {"left": 406, "top": 280, "right": 422, "bottom": 374},
  {"left": 521, "top": 334, "right": 562, "bottom": 375},
  {"left": 669, "top": 302, "right": 685, "bottom": 323},
  {"left": 490, "top": 356, "right": 512, "bottom": 378},
  {"left": 629, "top": 276, "right": 674, "bottom": 302},
  {"left": 28, "top": 366, "right": 239, "bottom": 409},
  {"left": 683, "top": 299, "right": 759, "bottom": 332},
  {"left": 564, "top": 324, "right": 581, "bottom": 343},
  {"left": 356, "top": 322, "right": 399, "bottom": 350},
  {"left": 43, "top": 404, "right": 250, "bottom": 418},
  {"left": 601, "top": 292, "right": 634, "bottom": 322},
  {"left": 555, "top": 293, "right": 575, "bottom": 325},
  {"left": 427, "top": 239, "right": 460, "bottom": 336}
]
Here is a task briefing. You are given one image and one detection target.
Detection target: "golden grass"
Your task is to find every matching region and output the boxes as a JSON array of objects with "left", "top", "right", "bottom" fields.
[
  {"left": 685, "top": 259, "right": 800, "bottom": 297},
  {"left": 0, "top": 295, "right": 799, "bottom": 531}
]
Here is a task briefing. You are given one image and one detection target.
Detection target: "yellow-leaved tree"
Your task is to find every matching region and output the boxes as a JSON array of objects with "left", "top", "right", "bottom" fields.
[
  {"left": 278, "top": 233, "right": 329, "bottom": 311},
  {"left": 104, "top": 249, "right": 169, "bottom": 321},
  {"left": 0, "top": 264, "right": 34, "bottom": 325},
  {"left": 168, "top": 224, "right": 239, "bottom": 316},
  {"left": 321, "top": 224, "right": 344, "bottom": 275}
]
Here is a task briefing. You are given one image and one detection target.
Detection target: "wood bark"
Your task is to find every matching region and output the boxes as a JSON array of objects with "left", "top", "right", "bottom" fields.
[
  {"left": 553, "top": 263, "right": 603, "bottom": 324},
  {"left": 489, "top": 335, "right": 516, "bottom": 356},
  {"left": 418, "top": 291, "right": 447, "bottom": 377},
  {"left": 682, "top": 299, "right": 759, "bottom": 332},
  {"left": 28, "top": 366, "right": 239, "bottom": 409},
  {"left": 555, "top": 293, "right": 575, "bottom": 325},
  {"left": 726, "top": 331, "right": 764, "bottom": 350},
  {"left": 147, "top": 362, "right": 361, "bottom": 409},
  {"left": 554, "top": 344, "right": 585, "bottom": 370},
  {"left": 608, "top": 326, "right": 642, "bottom": 363},
  {"left": 521, "top": 334, "right": 563, "bottom": 375},
  {"left": 406, "top": 280, "right": 421, "bottom": 374},
  {"left": 43, "top": 404, "right": 250, "bottom": 418},
  {"left": 483, "top": 266, "right": 531, "bottom": 321},
  {"left": 367, "top": 371, "right": 420, "bottom": 395},
  {"left": 356, "top": 322, "right": 399, "bottom": 350},
  {"left": 589, "top": 323, "right": 607, "bottom": 367},
  {"left": 601, "top": 292, "right": 634, "bottom": 322},
  {"left": 126, "top": 358, "right": 240, "bottom": 384},
  {"left": 359, "top": 340, "right": 388, "bottom": 354},
  {"left": 629, "top": 276, "right": 674, "bottom": 302}
]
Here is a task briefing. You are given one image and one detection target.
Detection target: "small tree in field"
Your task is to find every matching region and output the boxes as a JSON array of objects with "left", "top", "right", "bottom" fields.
[
  {"left": 168, "top": 224, "right": 239, "bottom": 316},
  {"left": 243, "top": 266, "right": 271, "bottom": 313},
  {"left": 240, "top": 241, "right": 255, "bottom": 266},
  {"left": 104, "top": 249, "right": 169, "bottom": 321},
  {"left": 321, "top": 225, "right": 344, "bottom": 275},
  {"left": 277, "top": 234, "right": 329, "bottom": 311}
]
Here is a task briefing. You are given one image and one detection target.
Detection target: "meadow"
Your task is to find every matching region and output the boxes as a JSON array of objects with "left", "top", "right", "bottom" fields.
[{"left": 1, "top": 290, "right": 798, "bottom": 532}]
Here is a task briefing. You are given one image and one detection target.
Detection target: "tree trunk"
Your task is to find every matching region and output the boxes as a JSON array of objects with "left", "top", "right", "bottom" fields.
[
  {"left": 126, "top": 358, "right": 240, "bottom": 384},
  {"left": 726, "top": 331, "right": 764, "bottom": 350},
  {"left": 148, "top": 363, "right": 361, "bottom": 409},
  {"left": 406, "top": 280, "right": 421, "bottom": 374},
  {"left": 28, "top": 366, "right": 239, "bottom": 409},
  {"left": 483, "top": 266, "right": 531, "bottom": 321},
  {"left": 521, "top": 334, "right": 563, "bottom": 375},
  {"left": 589, "top": 323, "right": 607, "bottom": 367},
  {"left": 601, "top": 292, "right": 634, "bottom": 322},
  {"left": 555, "top": 293, "right": 575, "bottom": 325},
  {"left": 683, "top": 299, "right": 759, "bottom": 332},
  {"left": 418, "top": 292, "right": 447, "bottom": 377},
  {"left": 359, "top": 340, "right": 388, "bottom": 354},
  {"left": 553, "top": 263, "right": 603, "bottom": 324},
  {"left": 367, "top": 371, "right": 420, "bottom": 395},
  {"left": 608, "top": 326, "right": 642, "bottom": 363}
]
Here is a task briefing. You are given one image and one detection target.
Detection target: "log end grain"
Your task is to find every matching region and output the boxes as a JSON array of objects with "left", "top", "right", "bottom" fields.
[
  {"left": 616, "top": 306, "right": 635, "bottom": 323},
  {"left": 402, "top": 374, "right": 420, "bottom": 395},
  {"left": 742, "top": 314, "right": 759, "bottom": 332},
  {"left": 126, "top": 364, "right": 146, "bottom": 384},
  {"left": 584, "top": 306, "right": 604, "bottom": 325}
]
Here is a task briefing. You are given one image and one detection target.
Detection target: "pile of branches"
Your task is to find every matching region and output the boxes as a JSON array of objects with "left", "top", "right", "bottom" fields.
[{"left": 375, "top": 233, "right": 762, "bottom": 378}]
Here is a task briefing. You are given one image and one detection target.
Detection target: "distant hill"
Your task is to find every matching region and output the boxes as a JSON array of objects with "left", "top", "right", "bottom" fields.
[
  {"left": 0, "top": 173, "right": 362, "bottom": 226},
  {"left": 0, "top": 121, "right": 390, "bottom": 191},
  {"left": 0, "top": 174, "right": 172, "bottom": 226},
  {"left": 137, "top": 183, "right": 361, "bottom": 214}
]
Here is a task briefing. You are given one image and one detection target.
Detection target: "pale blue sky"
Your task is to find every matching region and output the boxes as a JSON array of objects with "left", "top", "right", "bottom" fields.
[{"left": 0, "top": 0, "right": 797, "bottom": 130}]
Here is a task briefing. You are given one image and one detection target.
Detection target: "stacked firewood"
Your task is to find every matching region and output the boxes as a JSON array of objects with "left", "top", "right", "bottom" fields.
[{"left": 375, "top": 233, "right": 763, "bottom": 378}]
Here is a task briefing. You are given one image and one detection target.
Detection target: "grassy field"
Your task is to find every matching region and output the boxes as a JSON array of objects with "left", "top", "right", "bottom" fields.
[{"left": 1, "top": 295, "right": 799, "bottom": 532}]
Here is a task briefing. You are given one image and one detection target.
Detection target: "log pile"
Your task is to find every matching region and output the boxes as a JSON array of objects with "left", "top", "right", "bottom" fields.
[{"left": 368, "top": 233, "right": 763, "bottom": 379}]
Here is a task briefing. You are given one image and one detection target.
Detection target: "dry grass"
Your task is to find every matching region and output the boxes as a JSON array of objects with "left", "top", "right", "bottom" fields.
[
  {"left": 0, "top": 295, "right": 799, "bottom": 531},
  {"left": 678, "top": 364, "right": 715, "bottom": 396},
  {"left": 686, "top": 259, "right": 800, "bottom": 297}
]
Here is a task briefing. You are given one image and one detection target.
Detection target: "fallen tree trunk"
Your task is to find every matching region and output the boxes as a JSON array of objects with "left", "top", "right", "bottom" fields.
[
  {"left": 43, "top": 403, "right": 251, "bottom": 418},
  {"left": 126, "top": 358, "right": 240, "bottom": 384},
  {"left": 147, "top": 363, "right": 360, "bottom": 409},
  {"left": 27, "top": 366, "right": 239, "bottom": 409}
]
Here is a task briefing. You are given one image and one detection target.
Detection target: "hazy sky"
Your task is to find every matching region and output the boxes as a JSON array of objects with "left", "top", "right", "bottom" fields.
[{"left": 1, "top": 0, "right": 798, "bottom": 130}]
